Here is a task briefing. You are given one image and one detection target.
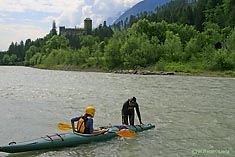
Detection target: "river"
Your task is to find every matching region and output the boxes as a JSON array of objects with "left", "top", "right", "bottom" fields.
[{"left": 0, "top": 66, "right": 234, "bottom": 157}]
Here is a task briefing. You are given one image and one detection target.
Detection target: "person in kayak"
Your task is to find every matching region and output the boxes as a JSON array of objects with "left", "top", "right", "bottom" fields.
[
  {"left": 122, "top": 97, "right": 144, "bottom": 125},
  {"left": 71, "top": 106, "right": 106, "bottom": 134}
]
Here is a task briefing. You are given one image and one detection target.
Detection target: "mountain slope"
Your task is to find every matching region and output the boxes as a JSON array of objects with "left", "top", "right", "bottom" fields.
[{"left": 113, "top": 0, "right": 172, "bottom": 24}]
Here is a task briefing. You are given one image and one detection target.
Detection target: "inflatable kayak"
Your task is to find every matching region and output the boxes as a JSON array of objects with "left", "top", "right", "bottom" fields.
[{"left": 0, "top": 124, "right": 155, "bottom": 153}]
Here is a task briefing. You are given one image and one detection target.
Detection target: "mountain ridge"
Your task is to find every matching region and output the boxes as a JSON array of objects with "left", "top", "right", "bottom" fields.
[{"left": 113, "top": 0, "right": 172, "bottom": 24}]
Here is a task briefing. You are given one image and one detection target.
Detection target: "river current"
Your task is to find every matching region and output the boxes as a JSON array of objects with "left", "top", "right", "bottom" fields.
[{"left": 0, "top": 66, "right": 234, "bottom": 157}]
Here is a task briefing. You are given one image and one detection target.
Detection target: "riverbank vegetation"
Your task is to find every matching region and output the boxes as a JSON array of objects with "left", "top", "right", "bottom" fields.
[{"left": 1, "top": 0, "right": 235, "bottom": 77}]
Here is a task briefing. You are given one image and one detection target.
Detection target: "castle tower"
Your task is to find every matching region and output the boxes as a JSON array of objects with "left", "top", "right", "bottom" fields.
[{"left": 84, "top": 18, "right": 92, "bottom": 35}]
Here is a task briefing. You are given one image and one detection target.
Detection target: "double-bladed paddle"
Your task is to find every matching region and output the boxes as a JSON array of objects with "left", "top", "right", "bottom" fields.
[
  {"left": 57, "top": 123, "right": 135, "bottom": 138},
  {"left": 58, "top": 123, "right": 72, "bottom": 130}
]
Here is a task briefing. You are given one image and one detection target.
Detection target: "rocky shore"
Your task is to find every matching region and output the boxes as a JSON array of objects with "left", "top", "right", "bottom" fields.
[
  {"left": 34, "top": 65, "right": 235, "bottom": 77},
  {"left": 112, "top": 70, "right": 175, "bottom": 75}
]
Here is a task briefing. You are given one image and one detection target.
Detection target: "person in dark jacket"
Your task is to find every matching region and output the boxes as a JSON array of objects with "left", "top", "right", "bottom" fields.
[{"left": 122, "top": 97, "right": 143, "bottom": 125}]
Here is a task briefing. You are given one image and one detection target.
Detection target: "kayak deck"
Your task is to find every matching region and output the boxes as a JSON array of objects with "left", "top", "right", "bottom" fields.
[{"left": 0, "top": 124, "right": 155, "bottom": 153}]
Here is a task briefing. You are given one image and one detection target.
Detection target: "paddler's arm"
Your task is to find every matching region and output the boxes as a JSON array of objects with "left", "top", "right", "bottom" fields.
[
  {"left": 71, "top": 116, "right": 80, "bottom": 132},
  {"left": 87, "top": 119, "right": 107, "bottom": 134},
  {"left": 92, "top": 129, "right": 107, "bottom": 134},
  {"left": 135, "top": 103, "right": 144, "bottom": 125}
]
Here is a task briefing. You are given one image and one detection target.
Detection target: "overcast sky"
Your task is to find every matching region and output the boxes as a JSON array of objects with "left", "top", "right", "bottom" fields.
[{"left": 0, "top": 0, "right": 142, "bottom": 51}]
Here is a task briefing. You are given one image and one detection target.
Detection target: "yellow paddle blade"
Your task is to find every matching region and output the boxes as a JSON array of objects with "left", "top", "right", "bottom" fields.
[
  {"left": 57, "top": 123, "right": 72, "bottom": 130},
  {"left": 115, "top": 129, "right": 136, "bottom": 138}
]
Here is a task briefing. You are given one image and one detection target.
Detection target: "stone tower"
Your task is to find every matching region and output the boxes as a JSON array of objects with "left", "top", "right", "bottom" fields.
[{"left": 84, "top": 18, "right": 92, "bottom": 35}]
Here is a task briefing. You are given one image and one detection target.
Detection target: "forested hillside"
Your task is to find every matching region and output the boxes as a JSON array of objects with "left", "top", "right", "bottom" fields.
[
  {"left": 114, "top": 0, "right": 171, "bottom": 25},
  {"left": 1, "top": 0, "right": 235, "bottom": 76}
]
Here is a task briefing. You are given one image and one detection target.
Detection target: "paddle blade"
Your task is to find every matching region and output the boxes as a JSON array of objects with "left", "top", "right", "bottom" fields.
[
  {"left": 57, "top": 123, "right": 72, "bottom": 130},
  {"left": 116, "top": 129, "right": 136, "bottom": 138}
]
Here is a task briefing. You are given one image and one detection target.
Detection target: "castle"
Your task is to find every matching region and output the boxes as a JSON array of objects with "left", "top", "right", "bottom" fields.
[{"left": 59, "top": 18, "right": 92, "bottom": 36}]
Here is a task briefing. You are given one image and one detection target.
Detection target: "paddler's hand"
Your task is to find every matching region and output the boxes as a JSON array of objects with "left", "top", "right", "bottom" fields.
[
  {"left": 100, "top": 129, "right": 108, "bottom": 133},
  {"left": 72, "top": 127, "right": 78, "bottom": 134}
]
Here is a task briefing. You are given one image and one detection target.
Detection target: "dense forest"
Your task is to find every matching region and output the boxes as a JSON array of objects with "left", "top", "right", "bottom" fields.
[{"left": 1, "top": 0, "right": 235, "bottom": 76}]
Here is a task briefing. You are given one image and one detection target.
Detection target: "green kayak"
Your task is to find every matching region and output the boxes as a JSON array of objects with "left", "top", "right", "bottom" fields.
[{"left": 0, "top": 124, "right": 155, "bottom": 153}]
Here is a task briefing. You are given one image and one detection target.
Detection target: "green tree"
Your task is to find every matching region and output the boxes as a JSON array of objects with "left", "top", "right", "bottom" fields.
[
  {"left": 29, "top": 53, "right": 43, "bottom": 65},
  {"left": 163, "top": 31, "right": 183, "bottom": 62},
  {"left": 201, "top": 22, "right": 222, "bottom": 62},
  {"left": 184, "top": 37, "right": 203, "bottom": 61},
  {"left": 87, "top": 41, "right": 105, "bottom": 67},
  {"left": 151, "top": 21, "right": 168, "bottom": 43},
  {"left": 24, "top": 45, "right": 38, "bottom": 65},
  {"left": 42, "top": 50, "right": 58, "bottom": 66},
  {"left": 167, "top": 23, "right": 198, "bottom": 45},
  {"left": 2, "top": 54, "right": 10, "bottom": 65},
  {"left": 80, "top": 35, "right": 98, "bottom": 51},
  {"left": 104, "top": 31, "right": 125, "bottom": 69},
  {"left": 65, "top": 34, "right": 81, "bottom": 49},
  {"left": 93, "top": 23, "right": 114, "bottom": 41},
  {"left": 211, "top": 49, "right": 235, "bottom": 70},
  {"left": 120, "top": 33, "right": 158, "bottom": 68},
  {"left": 225, "top": 28, "right": 235, "bottom": 51},
  {"left": 45, "top": 35, "right": 68, "bottom": 50}
]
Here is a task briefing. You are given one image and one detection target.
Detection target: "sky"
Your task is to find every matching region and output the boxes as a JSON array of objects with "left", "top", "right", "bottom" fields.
[{"left": 0, "top": 0, "right": 142, "bottom": 51}]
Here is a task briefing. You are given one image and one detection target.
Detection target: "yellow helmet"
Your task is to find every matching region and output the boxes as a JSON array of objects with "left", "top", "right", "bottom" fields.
[{"left": 85, "top": 106, "right": 96, "bottom": 117}]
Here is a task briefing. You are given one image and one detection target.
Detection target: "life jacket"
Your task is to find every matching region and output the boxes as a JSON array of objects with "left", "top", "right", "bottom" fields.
[{"left": 77, "top": 116, "right": 90, "bottom": 133}]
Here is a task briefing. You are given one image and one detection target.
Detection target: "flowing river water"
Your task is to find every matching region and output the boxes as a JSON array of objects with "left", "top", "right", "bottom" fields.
[{"left": 0, "top": 66, "right": 234, "bottom": 157}]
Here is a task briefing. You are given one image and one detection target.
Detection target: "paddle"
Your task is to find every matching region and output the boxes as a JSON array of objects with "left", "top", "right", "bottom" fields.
[
  {"left": 57, "top": 123, "right": 135, "bottom": 138},
  {"left": 58, "top": 123, "right": 72, "bottom": 130}
]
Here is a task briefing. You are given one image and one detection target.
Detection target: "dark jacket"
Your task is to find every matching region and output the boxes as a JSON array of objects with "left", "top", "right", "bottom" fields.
[{"left": 122, "top": 99, "right": 142, "bottom": 123}]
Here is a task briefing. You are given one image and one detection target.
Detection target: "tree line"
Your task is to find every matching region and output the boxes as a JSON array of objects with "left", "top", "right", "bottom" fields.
[{"left": 1, "top": 0, "right": 235, "bottom": 74}]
